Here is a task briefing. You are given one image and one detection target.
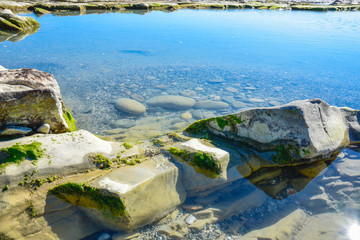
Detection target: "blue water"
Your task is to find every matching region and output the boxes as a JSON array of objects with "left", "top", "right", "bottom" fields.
[{"left": 1, "top": 9, "right": 360, "bottom": 138}]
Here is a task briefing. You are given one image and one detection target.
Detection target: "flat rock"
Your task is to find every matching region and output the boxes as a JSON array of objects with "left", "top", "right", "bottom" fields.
[
  {"left": 194, "top": 101, "right": 229, "bottom": 110},
  {"left": 115, "top": 119, "right": 136, "bottom": 129},
  {"left": 115, "top": 98, "right": 146, "bottom": 115},
  {"left": 0, "top": 9, "right": 39, "bottom": 32},
  {"left": 146, "top": 95, "right": 196, "bottom": 110},
  {"left": 0, "top": 130, "right": 116, "bottom": 188}
]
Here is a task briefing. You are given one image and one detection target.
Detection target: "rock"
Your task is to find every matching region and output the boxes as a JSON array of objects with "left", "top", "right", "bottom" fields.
[
  {"left": 185, "top": 214, "right": 197, "bottom": 225},
  {"left": 340, "top": 107, "right": 360, "bottom": 143},
  {"left": 202, "top": 111, "right": 216, "bottom": 118},
  {"left": 157, "top": 215, "right": 189, "bottom": 239},
  {"left": 34, "top": 7, "right": 50, "bottom": 15},
  {"left": 82, "top": 102, "right": 94, "bottom": 114},
  {"left": 225, "top": 87, "right": 238, "bottom": 93},
  {"left": 0, "top": 130, "right": 115, "bottom": 188},
  {"left": 171, "top": 121, "right": 188, "bottom": 130},
  {"left": 244, "top": 209, "right": 308, "bottom": 240},
  {"left": 0, "top": 126, "right": 32, "bottom": 136},
  {"left": 192, "top": 110, "right": 204, "bottom": 120},
  {"left": 0, "top": 68, "right": 73, "bottom": 133},
  {"left": 194, "top": 101, "right": 229, "bottom": 110},
  {"left": 131, "top": 93, "right": 145, "bottom": 102},
  {"left": 113, "top": 231, "right": 141, "bottom": 240},
  {"left": 146, "top": 95, "right": 196, "bottom": 110},
  {"left": 248, "top": 98, "right": 265, "bottom": 103},
  {"left": 0, "top": 65, "right": 6, "bottom": 71},
  {"left": 248, "top": 168, "right": 282, "bottom": 185},
  {"left": 36, "top": 123, "right": 50, "bottom": 134},
  {"left": 115, "top": 119, "right": 136, "bottom": 129},
  {"left": 0, "top": 9, "right": 39, "bottom": 32},
  {"left": 114, "top": 98, "right": 146, "bottom": 115},
  {"left": 186, "top": 99, "right": 351, "bottom": 164},
  {"left": 181, "top": 111, "right": 192, "bottom": 120},
  {"left": 51, "top": 155, "right": 186, "bottom": 230},
  {"left": 169, "top": 138, "right": 229, "bottom": 194},
  {"left": 231, "top": 100, "right": 247, "bottom": 109},
  {"left": 97, "top": 233, "right": 111, "bottom": 240}
]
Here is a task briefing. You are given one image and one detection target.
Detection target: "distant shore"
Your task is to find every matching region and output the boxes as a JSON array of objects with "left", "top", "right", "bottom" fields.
[{"left": 1, "top": 0, "right": 360, "bottom": 13}]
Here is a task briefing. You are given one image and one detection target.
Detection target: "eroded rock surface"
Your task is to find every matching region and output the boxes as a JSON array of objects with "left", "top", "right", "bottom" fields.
[{"left": 0, "top": 9, "right": 39, "bottom": 31}]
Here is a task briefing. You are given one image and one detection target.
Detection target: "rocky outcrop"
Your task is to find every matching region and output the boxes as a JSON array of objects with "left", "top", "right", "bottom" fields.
[
  {"left": 0, "top": 68, "right": 75, "bottom": 133},
  {"left": 186, "top": 99, "right": 353, "bottom": 164},
  {"left": 0, "top": 9, "right": 39, "bottom": 32}
]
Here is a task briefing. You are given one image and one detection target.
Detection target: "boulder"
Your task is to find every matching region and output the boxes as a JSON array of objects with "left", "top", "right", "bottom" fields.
[
  {"left": 0, "top": 9, "right": 39, "bottom": 32},
  {"left": 0, "top": 65, "right": 6, "bottom": 71},
  {"left": 114, "top": 98, "right": 146, "bottom": 115},
  {"left": 146, "top": 95, "right": 196, "bottom": 110},
  {"left": 0, "top": 68, "right": 74, "bottom": 133},
  {"left": 186, "top": 99, "right": 352, "bottom": 164},
  {"left": 168, "top": 138, "right": 230, "bottom": 194},
  {"left": 50, "top": 155, "right": 186, "bottom": 230}
]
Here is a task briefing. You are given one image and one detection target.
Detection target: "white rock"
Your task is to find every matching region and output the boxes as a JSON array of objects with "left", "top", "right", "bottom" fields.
[{"left": 36, "top": 123, "right": 50, "bottom": 134}]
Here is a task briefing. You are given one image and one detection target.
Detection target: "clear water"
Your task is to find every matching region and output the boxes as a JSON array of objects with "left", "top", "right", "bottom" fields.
[
  {"left": 1, "top": 9, "right": 360, "bottom": 239},
  {"left": 1, "top": 9, "right": 360, "bottom": 140}
]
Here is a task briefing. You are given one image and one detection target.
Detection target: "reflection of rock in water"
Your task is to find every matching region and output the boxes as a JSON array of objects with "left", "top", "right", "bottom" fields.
[{"left": 0, "top": 25, "right": 39, "bottom": 43}]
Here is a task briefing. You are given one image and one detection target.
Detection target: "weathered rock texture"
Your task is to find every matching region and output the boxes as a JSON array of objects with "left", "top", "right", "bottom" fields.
[
  {"left": 186, "top": 99, "right": 357, "bottom": 164},
  {"left": 0, "top": 68, "right": 72, "bottom": 133},
  {"left": 0, "top": 9, "right": 39, "bottom": 31}
]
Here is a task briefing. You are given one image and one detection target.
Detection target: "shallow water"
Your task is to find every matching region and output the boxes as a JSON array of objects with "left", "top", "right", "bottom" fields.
[
  {"left": 1, "top": 9, "right": 360, "bottom": 239},
  {"left": 1, "top": 9, "right": 360, "bottom": 140}
]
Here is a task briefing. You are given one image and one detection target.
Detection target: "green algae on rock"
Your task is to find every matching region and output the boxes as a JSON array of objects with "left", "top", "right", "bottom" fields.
[
  {"left": 63, "top": 109, "right": 77, "bottom": 132},
  {"left": 49, "top": 182, "right": 128, "bottom": 218},
  {"left": 0, "top": 142, "right": 44, "bottom": 169},
  {"left": 0, "top": 9, "right": 39, "bottom": 32}
]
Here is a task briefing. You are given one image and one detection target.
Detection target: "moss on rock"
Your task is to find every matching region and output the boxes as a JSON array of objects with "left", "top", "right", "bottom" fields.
[
  {"left": 168, "top": 147, "right": 221, "bottom": 178},
  {"left": 92, "top": 154, "right": 112, "bottom": 169},
  {"left": 49, "top": 182, "right": 128, "bottom": 218},
  {"left": 63, "top": 109, "right": 77, "bottom": 132},
  {"left": 0, "top": 142, "right": 44, "bottom": 168}
]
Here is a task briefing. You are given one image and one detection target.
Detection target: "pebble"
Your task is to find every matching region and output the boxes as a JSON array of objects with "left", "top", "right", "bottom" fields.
[
  {"left": 208, "top": 78, "right": 225, "bottom": 84},
  {"left": 115, "top": 119, "right": 136, "bottom": 128},
  {"left": 202, "top": 111, "right": 216, "bottom": 119},
  {"left": 155, "top": 84, "right": 168, "bottom": 90},
  {"left": 131, "top": 93, "right": 145, "bottom": 102},
  {"left": 231, "top": 101, "right": 247, "bottom": 109},
  {"left": 269, "top": 100, "right": 281, "bottom": 106},
  {"left": 115, "top": 98, "right": 146, "bottom": 115},
  {"left": 185, "top": 215, "right": 197, "bottom": 225},
  {"left": 181, "top": 112, "right": 192, "bottom": 120},
  {"left": 97, "top": 233, "right": 111, "bottom": 240},
  {"left": 0, "top": 126, "right": 32, "bottom": 136},
  {"left": 82, "top": 102, "right": 95, "bottom": 114},
  {"left": 225, "top": 87, "right": 238, "bottom": 93},
  {"left": 146, "top": 95, "right": 196, "bottom": 110},
  {"left": 192, "top": 110, "right": 204, "bottom": 120},
  {"left": 248, "top": 98, "right": 265, "bottom": 103},
  {"left": 194, "top": 101, "right": 229, "bottom": 110},
  {"left": 182, "top": 204, "right": 204, "bottom": 211},
  {"left": 36, "top": 123, "right": 50, "bottom": 134}
]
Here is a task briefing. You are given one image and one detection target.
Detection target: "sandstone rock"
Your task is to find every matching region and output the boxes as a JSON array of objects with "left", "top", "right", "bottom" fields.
[
  {"left": 295, "top": 161, "right": 327, "bottom": 178},
  {"left": 194, "top": 101, "right": 229, "bottom": 110},
  {"left": 0, "top": 9, "right": 39, "bottom": 32},
  {"left": 169, "top": 138, "right": 230, "bottom": 194},
  {"left": 340, "top": 107, "right": 360, "bottom": 143},
  {"left": 146, "top": 95, "right": 196, "bottom": 110},
  {"left": 114, "top": 98, "right": 146, "bottom": 115},
  {"left": 0, "top": 68, "right": 73, "bottom": 133},
  {"left": 0, "top": 130, "right": 116, "bottom": 188},
  {"left": 36, "top": 123, "right": 50, "bottom": 134},
  {"left": 34, "top": 7, "right": 50, "bottom": 15},
  {"left": 51, "top": 155, "right": 186, "bottom": 231},
  {"left": 244, "top": 209, "right": 308, "bottom": 240},
  {"left": 186, "top": 99, "right": 351, "bottom": 164}
]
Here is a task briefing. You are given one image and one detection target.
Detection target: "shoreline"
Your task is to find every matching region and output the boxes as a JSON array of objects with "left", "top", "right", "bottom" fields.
[{"left": 1, "top": 1, "right": 360, "bottom": 13}]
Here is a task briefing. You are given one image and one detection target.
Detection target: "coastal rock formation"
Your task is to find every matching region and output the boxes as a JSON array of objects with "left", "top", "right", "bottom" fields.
[
  {"left": 186, "top": 99, "right": 355, "bottom": 164},
  {"left": 146, "top": 95, "right": 196, "bottom": 110},
  {"left": 0, "top": 68, "right": 74, "bottom": 133},
  {"left": 0, "top": 9, "right": 39, "bottom": 32}
]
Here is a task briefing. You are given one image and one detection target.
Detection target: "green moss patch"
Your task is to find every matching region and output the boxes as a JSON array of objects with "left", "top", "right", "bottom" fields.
[
  {"left": 123, "top": 142, "right": 133, "bottom": 149},
  {"left": 168, "top": 147, "right": 221, "bottom": 178},
  {"left": 271, "top": 144, "right": 300, "bottom": 164},
  {"left": 49, "top": 182, "right": 128, "bottom": 218},
  {"left": 184, "top": 119, "right": 210, "bottom": 135},
  {"left": 0, "top": 142, "right": 44, "bottom": 168},
  {"left": 63, "top": 110, "right": 77, "bottom": 132},
  {"left": 92, "top": 154, "right": 112, "bottom": 169}
]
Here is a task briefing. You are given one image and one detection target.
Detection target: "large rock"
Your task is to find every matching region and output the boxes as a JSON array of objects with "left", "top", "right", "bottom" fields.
[
  {"left": 50, "top": 155, "right": 186, "bottom": 230},
  {"left": 186, "top": 99, "right": 352, "bottom": 164},
  {"left": 168, "top": 138, "right": 230, "bottom": 194},
  {"left": 114, "top": 98, "right": 146, "bottom": 115},
  {"left": 0, "top": 9, "right": 39, "bottom": 32},
  {"left": 146, "top": 95, "right": 196, "bottom": 110},
  {"left": 0, "top": 68, "right": 73, "bottom": 133}
]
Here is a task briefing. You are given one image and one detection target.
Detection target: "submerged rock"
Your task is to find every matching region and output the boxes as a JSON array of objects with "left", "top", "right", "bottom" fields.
[
  {"left": 186, "top": 99, "right": 354, "bottom": 164},
  {"left": 146, "top": 95, "right": 196, "bottom": 110},
  {"left": 0, "top": 126, "right": 32, "bottom": 136},
  {"left": 0, "top": 9, "right": 39, "bottom": 32},
  {"left": 194, "top": 100, "right": 229, "bottom": 110},
  {"left": 0, "top": 68, "right": 74, "bottom": 133},
  {"left": 114, "top": 98, "right": 146, "bottom": 115}
]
